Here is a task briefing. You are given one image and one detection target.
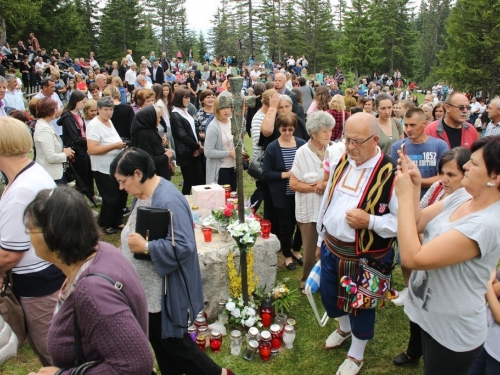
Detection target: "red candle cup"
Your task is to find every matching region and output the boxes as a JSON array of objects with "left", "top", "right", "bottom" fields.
[
  {"left": 202, "top": 227, "right": 212, "bottom": 242},
  {"left": 210, "top": 330, "right": 222, "bottom": 353},
  {"left": 196, "top": 334, "right": 206, "bottom": 352},
  {"left": 260, "top": 220, "right": 271, "bottom": 239},
  {"left": 259, "top": 341, "right": 271, "bottom": 361},
  {"left": 270, "top": 324, "right": 282, "bottom": 354}
]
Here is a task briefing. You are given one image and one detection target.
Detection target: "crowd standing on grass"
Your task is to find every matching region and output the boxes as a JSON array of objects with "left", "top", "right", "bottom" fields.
[{"left": 1, "top": 35, "right": 500, "bottom": 375}]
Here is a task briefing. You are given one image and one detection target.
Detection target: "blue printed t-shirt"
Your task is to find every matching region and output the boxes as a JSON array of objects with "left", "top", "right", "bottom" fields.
[{"left": 390, "top": 136, "right": 449, "bottom": 197}]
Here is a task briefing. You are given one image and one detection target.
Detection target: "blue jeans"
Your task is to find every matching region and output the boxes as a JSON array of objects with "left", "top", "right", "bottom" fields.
[{"left": 468, "top": 347, "right": 500, "bottom": 375}]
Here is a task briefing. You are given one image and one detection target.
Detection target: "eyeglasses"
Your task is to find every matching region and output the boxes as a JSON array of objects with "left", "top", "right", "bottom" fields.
[
  {"left": 447, "top": 104, "right": 472, "bottom": 111},
  {"left": 117, "top": 175, "right": 131, "bottom": 185},
  {"left": 344, "top": 134, "right": 375, "bottom": 147},
  {"left": 25, "top": 227, "right": 42, "bottom": 235}
]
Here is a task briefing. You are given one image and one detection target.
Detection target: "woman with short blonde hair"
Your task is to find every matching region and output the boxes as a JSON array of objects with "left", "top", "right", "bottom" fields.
[{"left": 204, "top": 96, "right": 236, "bottom": 189}]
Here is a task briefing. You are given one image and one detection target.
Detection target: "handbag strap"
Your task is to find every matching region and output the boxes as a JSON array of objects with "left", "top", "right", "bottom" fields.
[{"left": 73, "top": 273, "right": 130, "bottom": 367}]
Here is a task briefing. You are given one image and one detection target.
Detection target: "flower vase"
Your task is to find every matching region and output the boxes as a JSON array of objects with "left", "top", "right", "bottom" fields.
[{"left": 218, "top": 223, "right": 232, "bottom": 242}]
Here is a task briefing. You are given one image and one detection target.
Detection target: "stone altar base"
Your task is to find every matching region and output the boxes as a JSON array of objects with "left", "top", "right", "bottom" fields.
[{"left": 194, "top": 227, "right": 279, "bottom": 320}]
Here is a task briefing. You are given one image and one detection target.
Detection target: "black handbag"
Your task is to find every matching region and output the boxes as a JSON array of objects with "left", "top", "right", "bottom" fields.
[{"left": 247, "top": 153, "right": 264, "bottom": 180}]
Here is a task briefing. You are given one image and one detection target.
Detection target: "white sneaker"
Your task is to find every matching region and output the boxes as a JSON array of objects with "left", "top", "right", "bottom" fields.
[
  {"left": 92, "top": 209, "right": 99, "bottom": 218},
  {"left": 336, "top": 358, "right": 363, "bottom": 375},
  {"left": 94, "top": 196, "right": 103, "bottom": 204},
  {"left": 392, "top": 287, "right": 408, "bottom": 307}
]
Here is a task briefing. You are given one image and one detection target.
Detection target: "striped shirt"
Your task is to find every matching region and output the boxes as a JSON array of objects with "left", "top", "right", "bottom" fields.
[{"left": 281, "top": 146, "right": 297, "bottom": 195}]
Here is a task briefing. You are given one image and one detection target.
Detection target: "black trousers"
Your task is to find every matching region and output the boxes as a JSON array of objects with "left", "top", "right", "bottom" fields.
[
  {"left": 217, "top": 167, "right": 237, "bottom": 191},
  {"left": 275, "top": 195, "right": 296, "bottom": 258},
  {"left": 93, "top": 171, "right": 127, "bottom": 228},
  {"left": 180, "top": 158, "right": 204, "bottom": 195},
  {"left": 72, "top": 153, "right": 94, "bottom": 196},
  {"left": 421, "top": 328, "right": 482, "bottom": 375},
  {"left": 148, "top": 312, "right": 222, "bottom": 375}
]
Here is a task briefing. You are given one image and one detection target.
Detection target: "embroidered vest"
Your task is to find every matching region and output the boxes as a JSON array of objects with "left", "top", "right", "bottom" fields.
[{"left": 326, "top": 152, "right": 396, "bottom": 256}]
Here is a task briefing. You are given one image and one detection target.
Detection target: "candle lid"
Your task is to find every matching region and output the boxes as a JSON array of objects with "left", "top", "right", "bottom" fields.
[
  {"left": 248, "top": 339, "right": 259, "bottom": 349},
  {"left": 248, "top": 327, "right": 259, "bottom": 336},
  {"left": 260, "top": 330, "right": 271, "bottom": 340},
  {"left": 218, "top": 301, "right": 226, "bottom": 307},
  {"left": 284, "top": 325, "right": 294, "bottom": 332},
  {"left": 187, "top": 325, "right": 197, "bottom": 333},
  {"left": 270, "top": 324, "right": 281, "bottom": 333},
  {"left": 287, "top": 317, "right": 296, "bottom": 326},
  {"left": 192, "top": 205, "right": 199, "bottom": 209},
  {"left": 198, "top": 326, "right": 208, "bottom": 333},
  {"left": 195, "top": 316, "right": 206, "bottom": 323},
  {"left": 211, "top": 330, "right": 221, "bottom": 338},
  {"left": 231, "top": 330, "right": 242, "bottom": 338}
]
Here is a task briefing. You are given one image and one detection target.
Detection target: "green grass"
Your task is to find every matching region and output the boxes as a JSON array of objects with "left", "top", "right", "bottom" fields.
[{"left": 0, "top": 137, "right": 423, "bottom": 375}]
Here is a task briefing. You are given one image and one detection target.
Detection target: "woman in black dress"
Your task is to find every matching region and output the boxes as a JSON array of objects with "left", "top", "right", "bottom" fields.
[{"left": 170, "top": 88, "right": 204, "bottom": 194}]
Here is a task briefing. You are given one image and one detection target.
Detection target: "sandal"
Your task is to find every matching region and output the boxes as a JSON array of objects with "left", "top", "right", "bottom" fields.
[{"left": 104, "top": 227, "right": 117, "bottom": 235}]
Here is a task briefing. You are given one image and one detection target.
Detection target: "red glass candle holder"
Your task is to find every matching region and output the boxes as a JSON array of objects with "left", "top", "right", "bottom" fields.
[
  {"left": 259, "top": 341, "right": 271, "bottom": 361},
  {"left": 210, "top": 330, "right": 222, "bottom": 353},
  {"left": 202, "top": 227, "right": 212, "bottom": 242},
  {"left": 270, "top": 324, "right": 282, "bottom": 354},
  {"left": 260, "top": 220, "right": 271, "bottom": 239}
]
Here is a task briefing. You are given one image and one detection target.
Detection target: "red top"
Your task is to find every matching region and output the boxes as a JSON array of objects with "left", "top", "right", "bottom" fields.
[{"left": 425, "top": 117, "right": 478, "bottom": 149}]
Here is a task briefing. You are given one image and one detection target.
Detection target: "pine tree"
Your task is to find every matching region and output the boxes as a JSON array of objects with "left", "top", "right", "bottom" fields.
[
  {"left": 76, "top": 0, "right": 100, "bottom": 54},
  {"left": 339, "top": 0, "right": 374, "bottom": 79},
  {"left": 295, "top": 0, "right": 336, "bottom": 73},
  {"left": 208, "top": 0, "right": 235, "bottom": 58},
  {"left": 144, "top": 0, "right": 186, "bottom": 55},
  {"left": 368, "top": 0, "right": 417, "bottom": 76},
  {"left": 417, "top": 0, "right": 451, "bottom": 81},
  {"left": 174, "top": 8, "right": 196, "bottom": 60},
  {"left": 196, "top": 32, "right": 208, "bottom": 63},
  {"left": 98, "top": 0, "right": 144, "bottom": 62},
  {"left": 437, "top": 0, "right": 500, "bottom": 97}
]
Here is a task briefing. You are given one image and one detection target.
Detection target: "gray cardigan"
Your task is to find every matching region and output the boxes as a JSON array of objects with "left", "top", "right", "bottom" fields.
[
  {"left": 204, "top": 118, "right": 232, "bottom": 185},
  {"left": 149, "top": 178, "right": 204, "bottom": 338}
]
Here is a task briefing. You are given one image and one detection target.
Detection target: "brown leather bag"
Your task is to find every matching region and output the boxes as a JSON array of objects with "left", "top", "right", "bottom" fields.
[{"left": 0, "top": 271, "right": 26, "bottom": 349}]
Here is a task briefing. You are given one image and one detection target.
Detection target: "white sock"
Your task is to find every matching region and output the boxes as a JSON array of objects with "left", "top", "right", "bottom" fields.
[
  {"left": 348, "top": 335, "right": 368, "bottom": 361},
  {"left": 338, "top": 315, "right": 351, "bottom": 334}
]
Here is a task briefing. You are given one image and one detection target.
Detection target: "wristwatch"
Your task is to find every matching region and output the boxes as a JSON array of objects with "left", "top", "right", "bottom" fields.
[{"left": 143, "top": 241, "right": 149, "bottom": 255}]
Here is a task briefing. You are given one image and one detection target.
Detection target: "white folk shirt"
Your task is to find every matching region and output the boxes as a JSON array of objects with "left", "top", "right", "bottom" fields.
[{"left": 316, "top": 147, "right": 398, "bottom": 246}]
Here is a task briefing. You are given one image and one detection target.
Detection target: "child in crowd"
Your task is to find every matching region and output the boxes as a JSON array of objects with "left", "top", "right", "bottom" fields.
[{"left": 469, "top": 268, "right": 500, "bottom": 374}]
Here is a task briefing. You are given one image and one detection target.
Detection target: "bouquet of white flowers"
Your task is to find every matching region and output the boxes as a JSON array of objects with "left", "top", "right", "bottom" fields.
[
  {"left": 227, "top": 218, "right": 261, "bottom": 252},
  {"left": 222, "top": 295, "right": 262, "bottom": 328}
]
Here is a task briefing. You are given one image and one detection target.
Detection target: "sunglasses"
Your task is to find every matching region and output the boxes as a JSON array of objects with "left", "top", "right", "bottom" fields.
[{"left": 447, "top": 104, "right": 471, "bottom": 111}]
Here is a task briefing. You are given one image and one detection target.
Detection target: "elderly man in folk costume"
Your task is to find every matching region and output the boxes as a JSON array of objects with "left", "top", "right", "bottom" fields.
[{"left": 316, "top": 112, "right": 398, "bottom": 375}]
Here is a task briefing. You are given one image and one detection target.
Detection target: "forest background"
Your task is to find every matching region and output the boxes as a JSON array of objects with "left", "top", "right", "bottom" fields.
[{"left": 1, "top": 0, "right": 499, "bottom": 100}]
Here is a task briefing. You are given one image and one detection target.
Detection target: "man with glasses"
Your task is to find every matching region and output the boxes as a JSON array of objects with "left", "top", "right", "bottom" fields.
[
  {"left": 485, "top": 99, "right": 500, "bottom": 136},
  {"left": 316, "top": 112, "right": 398, "bottom": 375},
  {"left": 425, "top": 92, "right": 478, "bottom": 149}
]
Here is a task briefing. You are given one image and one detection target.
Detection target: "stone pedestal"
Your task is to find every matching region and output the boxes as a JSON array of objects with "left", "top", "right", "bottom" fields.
[{"left": 194, "top": 227, "right": 279, "bottom": 319}]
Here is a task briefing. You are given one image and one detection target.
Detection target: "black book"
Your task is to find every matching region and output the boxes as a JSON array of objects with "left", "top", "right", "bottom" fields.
[{"left": 134, "top": 206, "right": 170, "bottom": 260}]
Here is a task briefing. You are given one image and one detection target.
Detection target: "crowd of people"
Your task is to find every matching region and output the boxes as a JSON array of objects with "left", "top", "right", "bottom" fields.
[{"left": 1, "top": 37, "right": 500, "bottom": 375}]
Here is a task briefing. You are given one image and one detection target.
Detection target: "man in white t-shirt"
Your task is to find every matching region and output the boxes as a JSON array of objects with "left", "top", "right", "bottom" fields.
[
  {"left": 35, "top": 78, "right": 64, "bottom": 135},
  {"left": 0, "top": 117, "right": 65, "bottom": 366}
]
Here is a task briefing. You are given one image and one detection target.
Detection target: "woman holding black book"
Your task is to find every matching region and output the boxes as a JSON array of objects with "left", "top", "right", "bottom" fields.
[{"left": 110, "top": 148, "right": 235, "bottom": 375}]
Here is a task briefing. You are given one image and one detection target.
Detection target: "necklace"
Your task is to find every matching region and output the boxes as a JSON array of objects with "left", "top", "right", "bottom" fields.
[{"left": 307, "top": 140, "right": 328, "bottom": 161}]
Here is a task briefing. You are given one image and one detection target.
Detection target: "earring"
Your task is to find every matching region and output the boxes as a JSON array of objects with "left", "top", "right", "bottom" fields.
[{"left": 487, "top": 182, "right": 496, "bottom": 187}]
